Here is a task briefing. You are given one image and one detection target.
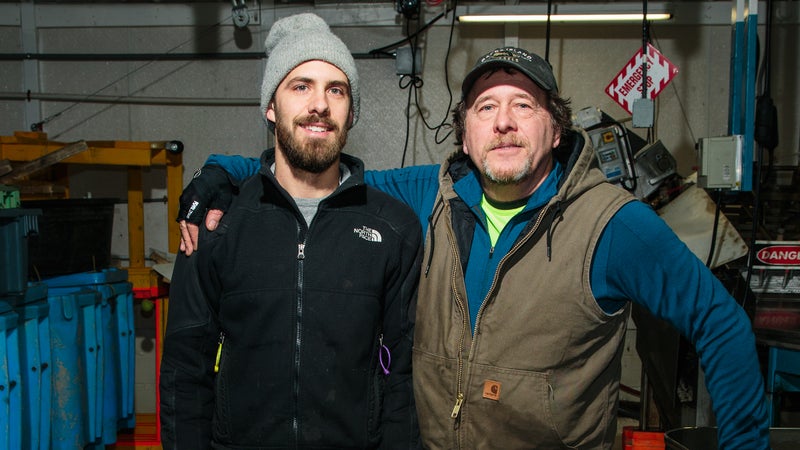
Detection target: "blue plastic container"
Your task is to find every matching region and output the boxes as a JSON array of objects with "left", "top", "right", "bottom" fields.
[
  {"left": 42, "top": 269, "right": 135, "bottom": 445},
  {"left": 0, "top": 208, "right": 40, "bottom": 296},
  {"left": 47, "top": 287, "right": 102, "bottom": 449},
  {"left": 15, "top": 299, "right": 51, "bottom": 450},
  {"left": 0, "top": 308, "right": 22, "bottom": 450}
]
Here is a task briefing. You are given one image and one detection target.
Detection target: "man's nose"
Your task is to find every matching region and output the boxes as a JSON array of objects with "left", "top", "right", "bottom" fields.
[
  {"left": 494, "top": 105, "right": 517, "bottom": 133},
  {"left": 308, "top": 90, "right": 330, "bottom": 116}
]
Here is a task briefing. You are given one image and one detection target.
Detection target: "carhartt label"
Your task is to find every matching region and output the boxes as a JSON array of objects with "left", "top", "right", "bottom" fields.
[{"left": 483, "top": 380, "right": 501, "bottom": 401}]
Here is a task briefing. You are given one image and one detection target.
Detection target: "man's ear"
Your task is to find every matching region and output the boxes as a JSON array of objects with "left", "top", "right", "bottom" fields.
[
  {"left": 346, "top": 108, "right": 354, "bottom": 129},
  {"left": 266, "top": 101, "right": 276, "bottom": 123},
  {"left": 552, "top": 127, "right": 562, "bottom": 149}
]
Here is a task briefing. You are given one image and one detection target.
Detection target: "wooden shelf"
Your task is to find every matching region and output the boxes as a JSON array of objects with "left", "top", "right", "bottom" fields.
[{"left": 0, "top": 130, "right": 184, "bottom": 265}]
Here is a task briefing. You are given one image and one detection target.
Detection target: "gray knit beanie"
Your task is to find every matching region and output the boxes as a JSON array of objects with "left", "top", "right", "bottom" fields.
[{"left": 260, "top": 13, "right": 360, "bottom": 129}]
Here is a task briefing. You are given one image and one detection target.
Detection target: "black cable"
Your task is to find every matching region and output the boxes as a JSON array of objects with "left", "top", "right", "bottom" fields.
[
  {"left": 651, "top": 28, "right": 696, "bottom": 145},
  {"left": 398, "top": 2, "right": 458, "bottom": 166},
  {"left": 641, "top": 0, "right": 649, "bottom": 101},
  {"left": 742, "top": 143, "right": 765, "bottom": 310},
  {"left": 412, "top": 3, "right": 457, "bottom": 143},
  {"left": 399, "top": 15, "right": 418, "bottom": 168},
  {"left": 545, "top": 0, "right": 552, "bottom": 63},
  {"left": 705, "top": 190, "right": 722, "bottom": 267},
  {"left": 368, "top": 11, "right": 446, "bottom": 57},
  {"left": 401, "top": 77, "right": 415, "bottom": 168}
]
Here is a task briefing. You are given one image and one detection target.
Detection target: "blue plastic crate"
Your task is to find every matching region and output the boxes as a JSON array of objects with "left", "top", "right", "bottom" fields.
[
  {"left": 25, "top": 199, "right": 115, "bottom": 278},
  {"left": 42, "top": 269, "right": 134, "bottom": 445},
  {"left": 0, "top": 310, "right": 22, "bottom": 450},
  {"left": 15, "top": 300, "right": 51, "bottom": 450},
  {"left": 0, "top": 208, "right": 41, "bottom": 296},
  {"left": 47, "top": 287, "right": 102, "bottom": 449},
  {"left": 5, "top": 282, "right": 48, "bottom": 307}
]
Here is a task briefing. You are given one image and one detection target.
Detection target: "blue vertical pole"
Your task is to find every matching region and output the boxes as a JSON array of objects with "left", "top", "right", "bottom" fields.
[
  {"left": 729, "top": 0, "right": 745, "bottom": 136},
  {"left": 742, "top": 0, "right": 759, "bottom": 192},
  {"left": 729, "top": 0, "right": 758, "bottom": 191}
]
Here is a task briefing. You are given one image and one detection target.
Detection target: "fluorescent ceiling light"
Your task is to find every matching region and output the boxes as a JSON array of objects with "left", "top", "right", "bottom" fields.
[
  {"left": 459, "top": 13, "right": 672, "bottom": 24},
  {"left": 457, "top": 3, "right": 673, "bottom": 24}
]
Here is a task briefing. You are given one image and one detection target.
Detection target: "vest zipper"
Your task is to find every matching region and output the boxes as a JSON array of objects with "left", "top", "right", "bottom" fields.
[
  {"left": 446, "top": 221, "right": 469, "bottom": 439},
  {"left": 473, "top": 204, "right": 551, "bottom": 331}
]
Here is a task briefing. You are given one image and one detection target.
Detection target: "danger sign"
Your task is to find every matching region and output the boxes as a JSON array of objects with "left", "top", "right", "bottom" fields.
[{"left": 605, "top": 43, "right": 679, "bottom": 114}]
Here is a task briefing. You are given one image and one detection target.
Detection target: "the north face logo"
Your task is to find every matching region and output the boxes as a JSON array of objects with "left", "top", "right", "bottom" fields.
[{"left": 354, "top": 226, "right": 382, "bottom": 243}]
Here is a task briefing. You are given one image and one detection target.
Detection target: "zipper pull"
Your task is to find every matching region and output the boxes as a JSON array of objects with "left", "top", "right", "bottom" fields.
[
  {"left": 214, "top": 332, "right": 225, "bottom": 373},
  {"left": 450, "top": 393, "right": 464, "bottom": 419},
  {"left": 297, "top": 243, "right": 306, "bottom": 260},
  {"left": 378, "top": 334, "right": 391, "bottom": 375}
]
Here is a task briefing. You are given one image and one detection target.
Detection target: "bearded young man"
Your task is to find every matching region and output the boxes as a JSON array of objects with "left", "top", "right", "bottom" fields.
[{"left": 159, "top": 13, "right": 422, "bottom": 450}]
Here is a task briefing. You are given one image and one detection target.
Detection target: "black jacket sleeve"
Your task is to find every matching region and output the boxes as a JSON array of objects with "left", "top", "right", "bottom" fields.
[
  {"left": 159, "top": 245, "right": 221, "bottom": 449},
  {"left": 379, "top": 216, "right": 423, "bottom": 450}
]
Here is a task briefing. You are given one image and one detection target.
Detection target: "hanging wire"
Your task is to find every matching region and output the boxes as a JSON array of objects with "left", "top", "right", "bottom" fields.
[
  {"left": 641, "top": 0, "right": 649, "bottom": 102},
  {"left": 394, "top": 2, "right": 457, "bottom": 167},
  {"left": 651, "top": 29, "right": 696, "bottom": 145},
  {"left": 37, "top": 16, "right": 238, "bottom": 134},
  {"left": 544, "top": 0, "right": 552, "bottom": 63}
]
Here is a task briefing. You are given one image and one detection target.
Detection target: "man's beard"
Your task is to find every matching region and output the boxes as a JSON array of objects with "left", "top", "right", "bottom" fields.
[
  {"left": 275, "top": 113, "right": 347, "bottom": 173},
  {"left": 479, "top": 137, "right": 534, "bottom": 185}
]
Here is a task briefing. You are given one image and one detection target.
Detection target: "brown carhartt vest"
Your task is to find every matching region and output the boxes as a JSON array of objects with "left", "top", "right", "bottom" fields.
[{"left": 413, "top": 135, "right": 635, "bottom": 449}]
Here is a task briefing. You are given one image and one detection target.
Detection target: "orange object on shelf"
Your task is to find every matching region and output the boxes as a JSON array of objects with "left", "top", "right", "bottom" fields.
[{"left": 623, "top": 425, "right": 666, "bottom": 449}]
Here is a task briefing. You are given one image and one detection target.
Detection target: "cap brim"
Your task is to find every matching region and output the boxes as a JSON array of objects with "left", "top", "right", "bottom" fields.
[{"left": 461, "top": 60, "right": 557, "bottom": 100}]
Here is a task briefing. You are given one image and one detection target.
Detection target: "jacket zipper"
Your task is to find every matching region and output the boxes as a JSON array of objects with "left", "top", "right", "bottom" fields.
[{"left": 293, "top": 225, "right": 307, "bottom": 447}]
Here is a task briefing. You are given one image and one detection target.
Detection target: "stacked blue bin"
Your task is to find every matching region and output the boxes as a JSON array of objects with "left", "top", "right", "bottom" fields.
[
  {"left": 1, "top": 207, "right": 42, "bottom": 450},
  {"left": 45, "top": 285, "right": 102, "bottom": 449},
  {"left": 42, "top": 269, "right": 135, "bottom": 447},
  {"left": 11, "top": 283, "right": 51, "bottom": 450},
  {"left": 0, "top": 301, "right": 21, "bottom": 450}
]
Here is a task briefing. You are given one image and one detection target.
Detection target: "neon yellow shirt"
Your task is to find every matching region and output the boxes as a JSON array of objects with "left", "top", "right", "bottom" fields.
[{"left": 481, "top": 194, "right": 525, "bottom": 246}]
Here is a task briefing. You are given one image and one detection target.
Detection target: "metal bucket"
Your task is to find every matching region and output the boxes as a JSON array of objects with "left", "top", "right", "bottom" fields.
[{"left": 665, "top": 427, "right": 800, "bottom": 450}]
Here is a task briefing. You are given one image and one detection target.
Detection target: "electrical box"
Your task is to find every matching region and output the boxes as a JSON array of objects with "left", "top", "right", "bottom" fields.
[
  {"left": 631, "top": 140, "right": 677, "bottom": 200},
  {"left": 632, "top": 98, "right": 654, "bottom": 128},
  {"left": 396, "top": 47, "right": 421, "bottom": 75},
  {"left": 587, "top": 125, "right": 632, "bottom": 183},
  {"left": 697, "top": 135, "right": 742, "bottom": 190}
]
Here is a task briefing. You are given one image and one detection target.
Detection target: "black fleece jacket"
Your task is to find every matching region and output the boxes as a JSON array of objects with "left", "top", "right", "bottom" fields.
[{"left": 160, "top": 150, "right": 422, "bottom": 450}]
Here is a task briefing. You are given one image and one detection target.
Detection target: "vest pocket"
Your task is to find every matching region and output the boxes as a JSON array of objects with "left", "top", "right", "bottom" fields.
[
  {"left": 463, "top": 363, "right": 576, "bottom": 449},
  {"left": 412, "top": 349, "right": 459, "bottom": 449}
]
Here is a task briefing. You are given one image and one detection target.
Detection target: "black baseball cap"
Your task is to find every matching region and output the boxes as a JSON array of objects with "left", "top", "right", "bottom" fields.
[{"left": 461, "top": 47, "right": 558, "bottom": 100}]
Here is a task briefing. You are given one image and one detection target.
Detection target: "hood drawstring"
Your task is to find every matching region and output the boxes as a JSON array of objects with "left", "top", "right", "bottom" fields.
[
  {"left": 425, "top": 198, "right": 446, "bottom": 277},
  {"left": 546, "top": 200, "right": 564, "bottom": 262}
]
